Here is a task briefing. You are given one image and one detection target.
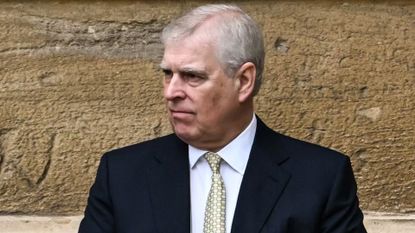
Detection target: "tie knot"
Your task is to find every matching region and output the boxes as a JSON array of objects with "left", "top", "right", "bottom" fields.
[{"left": 204, "top": 152, "right": 222, "bottom": 174}]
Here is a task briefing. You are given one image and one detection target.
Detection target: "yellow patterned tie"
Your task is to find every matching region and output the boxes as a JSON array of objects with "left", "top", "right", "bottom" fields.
[{"left": 204, "top": 152, "right": 226, "bottom": 233}]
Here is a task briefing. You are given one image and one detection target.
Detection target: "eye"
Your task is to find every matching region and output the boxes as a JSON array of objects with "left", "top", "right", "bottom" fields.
[
  {"left": 183, "top": 72, "right": 198, "bottom": 80},
  {"left": 182, "top": 71, "right": 206, "bottom": 86},
  {"left": 162, "top": 69, "right": 173, "bottom": 80}
]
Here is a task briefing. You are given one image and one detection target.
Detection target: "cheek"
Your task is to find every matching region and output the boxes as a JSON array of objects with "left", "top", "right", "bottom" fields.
[
  {"left": 208, "top": 86, "right": 226, "bottom": 108},
  {"left": 211, "top": 92, "right": 220, "bottom": 106},
  {"left": 193, "top": 80, "right": 233, "bottom": 115},
  {"left": 201, "top": 91, "right": 227, "bottom": 118}
]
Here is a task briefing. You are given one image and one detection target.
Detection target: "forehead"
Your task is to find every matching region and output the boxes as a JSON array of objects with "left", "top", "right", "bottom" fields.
[{"left": 161, "top": 37, "right": 219, "bottom": 71}]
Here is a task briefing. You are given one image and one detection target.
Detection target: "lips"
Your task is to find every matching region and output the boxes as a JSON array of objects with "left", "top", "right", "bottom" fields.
[{"left": 169, "top": 109, "right": 195, "bottom": 119}]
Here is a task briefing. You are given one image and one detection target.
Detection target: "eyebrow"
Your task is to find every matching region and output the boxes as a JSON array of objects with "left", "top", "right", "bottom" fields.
[
  {"left": 159, "top": 65, "right": 208, "bottom": 78},
  {"left": 179, "top": 67, "right": 208, "bottom": 77}
]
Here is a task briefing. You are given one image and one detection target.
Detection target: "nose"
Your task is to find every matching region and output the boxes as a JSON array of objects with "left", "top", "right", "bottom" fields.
[{"left": 163, "top": 74, "right": 186, "bottom": 101}]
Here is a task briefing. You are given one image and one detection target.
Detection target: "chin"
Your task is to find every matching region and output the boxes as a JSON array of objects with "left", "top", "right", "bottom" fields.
[
  {"left": 172, "top": 125, "right": 197, "bottom": 145},
  {"left": 173, "top": 128, "right": 191, "bottom": 139}
]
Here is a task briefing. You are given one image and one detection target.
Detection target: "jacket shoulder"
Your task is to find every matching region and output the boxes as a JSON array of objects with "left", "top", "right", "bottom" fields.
[
  {"left": 103, "top": 133, "right": 183, "bottom": 162},
  {"left": 278, "top": 132, "right": 348, "bottom": 163},
  {"left": 257, "top": 118, "right": 348, "bottom": 164},
  {"left": 265, "top": 128, "right": 353, "bottom": 185}
]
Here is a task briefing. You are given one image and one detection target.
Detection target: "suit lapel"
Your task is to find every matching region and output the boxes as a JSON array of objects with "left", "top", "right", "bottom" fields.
[
  {"left": 231, "top": 119, "right": 291, "bottom": 233},
  {"left": 147, "top": 135, "right": 190, "bottom": 233}
]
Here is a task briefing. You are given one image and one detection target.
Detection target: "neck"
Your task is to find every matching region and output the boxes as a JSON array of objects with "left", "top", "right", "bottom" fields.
[{"left": 201, "top": 106, "right": 254, "bottom": 152}]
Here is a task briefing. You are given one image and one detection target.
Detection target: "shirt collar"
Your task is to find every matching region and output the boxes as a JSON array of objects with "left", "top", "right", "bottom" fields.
[{"left": 188, "top": 115, "right": 257, "bottom": 175}]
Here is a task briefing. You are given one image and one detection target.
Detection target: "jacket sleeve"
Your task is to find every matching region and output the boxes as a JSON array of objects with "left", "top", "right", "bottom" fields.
[
  {"left": 320, "top": 157, "right": 367, "bottom": 233},
  {"left": 79, "top": 154, "right": 115, "bottom": 233}
]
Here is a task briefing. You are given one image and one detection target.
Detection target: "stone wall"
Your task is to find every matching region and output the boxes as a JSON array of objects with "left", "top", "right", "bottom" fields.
[{"left": 0, "top": 0, "right": 414, "bottom": 217}]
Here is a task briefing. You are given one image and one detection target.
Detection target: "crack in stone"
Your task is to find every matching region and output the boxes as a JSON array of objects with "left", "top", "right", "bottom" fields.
[
  {"left": 306, "top": 118, "right": 328, "bottom": 143},
  {"left": 35, "top": 133, "right": 56, "bottom": 186},
  {"left": 152, "top": 119, "right": 162, "bottom": 137},
  {"left": 0, "top": 44, "right": 48, "bottom": 54},
  {"left": 0, "top": 129, "right": 13, "bottom": 178},
  {"left": 0, "top": 134, "right": 4, "bottom": 176},
  {"left": 3, "top": 15, "right": 165, "bottom": 60}
]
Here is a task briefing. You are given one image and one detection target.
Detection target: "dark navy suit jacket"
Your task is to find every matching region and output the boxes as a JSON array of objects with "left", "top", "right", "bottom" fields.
[{"left": 79, "top": 118, "right": 366, "bottom": 233}]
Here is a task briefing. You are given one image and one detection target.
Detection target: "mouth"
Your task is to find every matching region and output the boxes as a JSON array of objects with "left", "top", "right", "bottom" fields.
[{"left": 169, "top": 109, "right": 195, "bottom": 119}]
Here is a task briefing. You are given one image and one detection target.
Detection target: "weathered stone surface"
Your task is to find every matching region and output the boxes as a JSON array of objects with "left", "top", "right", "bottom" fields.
[{"left": 0, "top": 1, "right": 414, "bottom": 215}]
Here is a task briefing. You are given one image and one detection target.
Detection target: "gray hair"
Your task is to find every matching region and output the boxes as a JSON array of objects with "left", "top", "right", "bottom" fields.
[{"left": 161, "top": 4, "right": 265, "bottom": 96}]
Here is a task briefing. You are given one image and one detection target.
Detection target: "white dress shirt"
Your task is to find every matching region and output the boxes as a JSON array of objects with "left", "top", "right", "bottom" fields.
[{"left": 188, "top": 115, "right": 257, "bottom": 233}]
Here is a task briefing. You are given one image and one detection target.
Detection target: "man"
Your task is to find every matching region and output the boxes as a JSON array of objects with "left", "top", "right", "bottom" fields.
[{"left": 79, "top": 4, "right": 367, "bottom": 233}]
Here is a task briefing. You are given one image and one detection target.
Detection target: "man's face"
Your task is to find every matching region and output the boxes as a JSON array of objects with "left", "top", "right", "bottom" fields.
[{"left": 160, "top": 33, "right": 243, "bottom": 151}]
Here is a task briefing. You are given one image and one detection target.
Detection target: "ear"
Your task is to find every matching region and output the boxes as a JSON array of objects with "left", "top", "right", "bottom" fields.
[{"left": 235, "top": 62, "right": 256, "bottom": 102}]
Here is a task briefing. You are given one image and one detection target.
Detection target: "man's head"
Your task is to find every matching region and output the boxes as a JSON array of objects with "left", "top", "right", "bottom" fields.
[
  {"left": 161, "top": 4, "right": 265, "bottom": 95},
  {"left": 160, "top": 4, "right": 265, "bottom": 151}
]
